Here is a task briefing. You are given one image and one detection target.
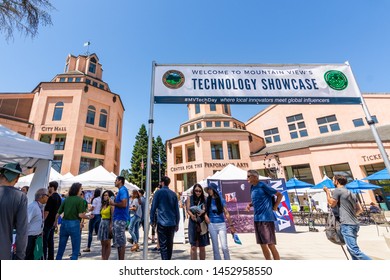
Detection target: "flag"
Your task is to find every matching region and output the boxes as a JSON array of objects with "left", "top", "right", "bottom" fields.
[
  {"left": 141, "top": 158, "right": 144, "bottom": 170},
  {"left": 83, "top": 41, "right": 91, "bottom": 47},
  {"left": 225, "top": 192, "right": 237, "bottom": 202}
]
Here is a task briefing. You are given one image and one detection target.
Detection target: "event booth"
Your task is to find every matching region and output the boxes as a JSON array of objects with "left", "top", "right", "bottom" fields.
[{"left": 0, "top": 125, "right": 54, "bottom": 203}]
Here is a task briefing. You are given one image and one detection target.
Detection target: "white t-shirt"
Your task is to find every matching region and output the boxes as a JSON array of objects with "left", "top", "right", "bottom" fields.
[{"left": 91, "top": 197, "right": 102, "bottom": 215}]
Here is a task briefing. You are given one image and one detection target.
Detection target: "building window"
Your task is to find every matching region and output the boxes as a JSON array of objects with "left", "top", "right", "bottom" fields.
[
  {"left": 92, "top": 81, "right": 98, "bottom": 87},
  {"left": 321, "top": 162, "right": 353, "bottom": 182},
  {"left": 95, "top": 139, "right": 106, "bottom": 155},
  {"left": 233, "top": 123, "right": 237, "bottom": 128},
  {"left": 89, "top": 57, "right": 97, "bottom": 74},
  {"left": 195, "top": 104, "right": 200, "bottom": 114},
  {"left": 196, "top": 122, "right": 202, "bottom": 129},
  {"left": 317, "top": 114, "right": 340, "bottom": 134},
  {"left": 215, "top": 121, "right": 221, "bottom": 127},
  {"left": 86, "top": 79, "right": 91, "bottom": 85},
  {"left": 183, "top": 126, "right": 188, "bottom": 133},
  {"left": 206, "top": 121, "right": 212, "bottom": 128},
  {"left": 86, "top": 105, "right": 96, "bottom": 125},
  {"left": 40, "top": 134, "right": 52, "bottom": 144},
  {"left": 284, "top": 164, "right": 314, "bottom": 184},
  {"left": 264, "top": 127, "right": 280, "bottom": 144},
  {"left": 79, "top": 157, "right": 103, "bottom": 174},
  {"left": 287, "top": 113, "right": 308, "bottom": 139},
  {"left": 174, "top": 146, "right": 183, "bottom": 164},
  {"left": 224, "top": 121, "right": 230, "bottom": 127},
  {"left": 59, "top": 77, "right": 65, "bottom": 82},
  {"left": 210, "top": 104, "right": 216, "bottom": 111},
  {"left": 228, "top": 142, "right": 240, "bottom": 160},
  {"left": 186, "top": 144, "right": 196, "bottom": 162},
  {"left": 211, "top": 142, "right": 224, "bottom": 160},
  {"left": 75, "top": 77, "right": 81, "bottom": 82},
  {"left": 52, "top": 155, "right": 63, "bottom": 173},
  {"left": 68, "top": 77, "right": 73, "bottom": 82},
  {"left": 224, "top": 104, "right": 229, "bottom": 114},
  {"left": 52, "top": 101, "right": 64, "bottom": 121},
  {"left": 99, "top": 84, "right": 104, "bottom": 89},
  {"left": 190, "top": 124, "right": 195, "bottom": 131},
  {"left": 82, "top": 137, "right": 93, "bottom": 153},
  {"left": 99, "top": 109, "right": 108, "bottom": 128},
  {"left": 54, "top": 134, "right": 66, "bottom": 150}
]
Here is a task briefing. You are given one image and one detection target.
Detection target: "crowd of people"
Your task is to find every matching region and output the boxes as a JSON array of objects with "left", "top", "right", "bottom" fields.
[{"left": 0, "top": 162, "right": 384, "bottom": 261}]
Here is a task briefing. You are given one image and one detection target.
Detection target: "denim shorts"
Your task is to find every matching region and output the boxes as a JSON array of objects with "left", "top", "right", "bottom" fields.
[{"left": 113, "top": 220, "right": 127, "bottom": 247}]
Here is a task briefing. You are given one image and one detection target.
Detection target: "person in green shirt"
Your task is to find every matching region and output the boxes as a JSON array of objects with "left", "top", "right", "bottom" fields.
[{"left": 54, "top": 183, "right": 92, "bottom": 260}]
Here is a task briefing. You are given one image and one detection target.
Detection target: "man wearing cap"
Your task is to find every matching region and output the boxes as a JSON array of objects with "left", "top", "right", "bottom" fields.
[
  {"left": 0, "top": 163, "right": 28, "bottom": 260},
  {"left": 150, "top": 176, "right": 180, "bottom": 260}
]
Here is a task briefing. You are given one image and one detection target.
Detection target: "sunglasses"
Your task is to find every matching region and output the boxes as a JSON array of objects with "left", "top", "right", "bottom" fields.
[
  {"left": 194, "top": 190, "right": 202, "bottom": 193},
  {"left": 247, "top": 175, "right": 253, "bottom": 178}
]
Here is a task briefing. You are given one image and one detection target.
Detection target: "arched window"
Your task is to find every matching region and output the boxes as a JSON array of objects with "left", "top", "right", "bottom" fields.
[
  {"left": 89, "top": 57, "right": 97, "bottom": 74},
  {"left": 86, "top": 105, "right": 96, "bottom": 125},
  {"left": 52, "top": 102, "right": 64, "bottom": 121},
  {"left": 99, "top": 109, "right": 108, "bottom": 128}
]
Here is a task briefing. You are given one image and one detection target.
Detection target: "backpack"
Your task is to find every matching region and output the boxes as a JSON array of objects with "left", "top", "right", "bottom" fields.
[{"left": 325, "top": 209, "right": 345, "bottom": 245}]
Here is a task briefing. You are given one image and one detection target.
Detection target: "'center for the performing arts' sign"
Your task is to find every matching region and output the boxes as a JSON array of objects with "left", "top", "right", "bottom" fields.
[{"left": 153, "top": 64, "right": 362, "bottom": 104}]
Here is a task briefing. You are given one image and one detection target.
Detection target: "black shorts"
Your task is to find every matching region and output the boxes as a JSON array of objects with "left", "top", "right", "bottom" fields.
[{"left": 254, "top": 221, "right": 276, "bottom": 245}]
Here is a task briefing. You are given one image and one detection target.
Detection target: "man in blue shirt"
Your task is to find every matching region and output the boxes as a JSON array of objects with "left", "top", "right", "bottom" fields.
[
  {"left": 246, "top": 169, "right": 283, "bottom": 260},
  {"left": 110, "top": 176, "right": 129, "bottom": 260},
  {"left": 150, "top": 176, "right": 180, "bottom": 260}
]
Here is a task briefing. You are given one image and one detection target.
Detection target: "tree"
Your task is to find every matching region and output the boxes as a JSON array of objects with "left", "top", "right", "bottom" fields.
[
  {"left": 151, "top": 136, "right": 167, "bottom": 187},
  {"left": 129, "top": 124, "right": 148, "bottom": 189},
  {"left": 0, "top": 0, "right": 54, "bottom": 40}
]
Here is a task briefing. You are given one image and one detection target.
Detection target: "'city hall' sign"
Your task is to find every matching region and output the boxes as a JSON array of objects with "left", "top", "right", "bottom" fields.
[
  {"left": 153, "top": 64, "right": 362, "bottom": 105},
  {"left": 41, "top": 126, "right": 67, "bottom": 132}
]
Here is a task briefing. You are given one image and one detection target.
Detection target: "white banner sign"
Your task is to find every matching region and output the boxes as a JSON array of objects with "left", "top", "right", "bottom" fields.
[{"left": 153, "top": 64, "right": 362, "bottom": 104}]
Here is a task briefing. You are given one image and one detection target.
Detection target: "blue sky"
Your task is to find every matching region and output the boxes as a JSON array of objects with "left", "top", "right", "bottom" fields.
[{"left": 1, "top": 0, "right": 390, "bottom": 172}]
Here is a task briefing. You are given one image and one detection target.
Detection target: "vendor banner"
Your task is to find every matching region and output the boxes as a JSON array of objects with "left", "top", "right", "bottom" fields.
[
  {"left": 154, "top": 64, "right": 361, "bottom": 104},
  {"left": 209, "top": 178, "right": 296, "bottom": 233}
]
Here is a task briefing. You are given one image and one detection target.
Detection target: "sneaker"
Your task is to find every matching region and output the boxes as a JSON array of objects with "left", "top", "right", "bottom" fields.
[
  {"left": 152, "top": 247, "right": 160, "bottom": 252},
  {"left": 83, "top": 248, "right": 91, "bottom": 252}
]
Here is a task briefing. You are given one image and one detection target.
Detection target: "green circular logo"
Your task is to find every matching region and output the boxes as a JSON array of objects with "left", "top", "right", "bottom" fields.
[
  {"left": 162, "top": 70, "right": 185, "bottom": 89},
  {"left": 324, "top": 70, "right": 348, "bottom": 90}
]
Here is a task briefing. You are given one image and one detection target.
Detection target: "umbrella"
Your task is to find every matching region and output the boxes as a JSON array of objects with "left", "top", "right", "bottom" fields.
[
  {"left": 345, "top": 179, "right": 382, "bottom": 191},
  {"left": 286, "top": 177, "right": 314, "bottom": 189},
  {"left": 311, "top": 175, "right": 334, "bottom": 189},
  {"left": 362, "top": 168, "right": 390, "bottom": 180},
  {"left": 286, "top": 177, "right": 314, "bottom": 209}
]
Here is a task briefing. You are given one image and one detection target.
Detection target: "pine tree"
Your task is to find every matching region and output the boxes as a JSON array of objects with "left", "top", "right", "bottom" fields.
[
  {"left": 151, "top": 136, "right": 166, "bottom": 188},
  {"left": 129, "top": 124, "right": 148, "bottom": 189}
]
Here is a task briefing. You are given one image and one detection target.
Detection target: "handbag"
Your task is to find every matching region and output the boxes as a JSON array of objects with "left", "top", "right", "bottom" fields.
[
  {"left": 325, "top": 209, "right": 345, "bottom": 245},
  {"left": 199, "top": 221, "right": 208, "bottom": 235}
]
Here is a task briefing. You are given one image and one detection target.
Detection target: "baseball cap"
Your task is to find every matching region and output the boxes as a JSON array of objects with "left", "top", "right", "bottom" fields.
[{"left": 0, "top": 163, "right": 23, "bottom": 182}]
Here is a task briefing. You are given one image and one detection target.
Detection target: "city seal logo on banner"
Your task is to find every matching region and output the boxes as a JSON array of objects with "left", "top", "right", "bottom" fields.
[
  {"left": 162, "top": 70, "right": 185, "bottom": 89},
  {"left": 324, "top": 70, "right": 348, "bottom": 90}
]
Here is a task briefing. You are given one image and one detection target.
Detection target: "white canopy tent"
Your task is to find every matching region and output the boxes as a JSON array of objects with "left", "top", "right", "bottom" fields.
[
  {"left": 0, "top": 125, "right": 54, "bottom": 203},
  {"left": 60, "top": 165, "right": 139, "bottom": 192},
  {"left": 15, "top": 167, "right": 63, "bottom": 188},
  {"left": 109, "top": 172, "right": 139, "bottom": 191},
  {"left": 184, "top": 164, "right": 268, "bottom": 195}
]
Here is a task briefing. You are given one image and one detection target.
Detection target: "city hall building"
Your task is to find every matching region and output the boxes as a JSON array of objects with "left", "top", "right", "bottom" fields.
[
  {"left": 167, "top": 94, "right": 390, "bottom": 203},
  {"left": 0, "top": 53, "right": 124, "bottom": 175}
]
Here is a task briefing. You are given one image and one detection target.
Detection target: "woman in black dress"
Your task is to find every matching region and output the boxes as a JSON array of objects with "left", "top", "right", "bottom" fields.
[{"left": 186, "top": 184, "right": 210, "bottom": 260}]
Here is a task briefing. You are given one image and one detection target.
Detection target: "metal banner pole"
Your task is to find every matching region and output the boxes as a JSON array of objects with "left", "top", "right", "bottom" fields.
[
  {"left": 347, "top": 62, "right": 390, "bottom": 175},
  {"left": 142, "top": 61, "right": 156, "bottom": 260}
]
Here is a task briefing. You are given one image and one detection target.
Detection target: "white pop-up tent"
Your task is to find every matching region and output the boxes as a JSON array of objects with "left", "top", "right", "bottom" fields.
[
  {"left": 15, "top": 167, "right": 63, "bottom": 188},
  {"left": 0, "top": 125, "right": 54, "bottom": 203},
  {"left": 184, "top": 164, "right": 269, "bottom": 195},
  {"left": 60, "top": 165, "right": 139, "bottom": 192}
]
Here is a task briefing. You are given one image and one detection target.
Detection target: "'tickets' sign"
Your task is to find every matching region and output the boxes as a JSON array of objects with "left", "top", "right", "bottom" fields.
[{"left": 153, "top": 64, "right": 362, "bottom": 105}]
